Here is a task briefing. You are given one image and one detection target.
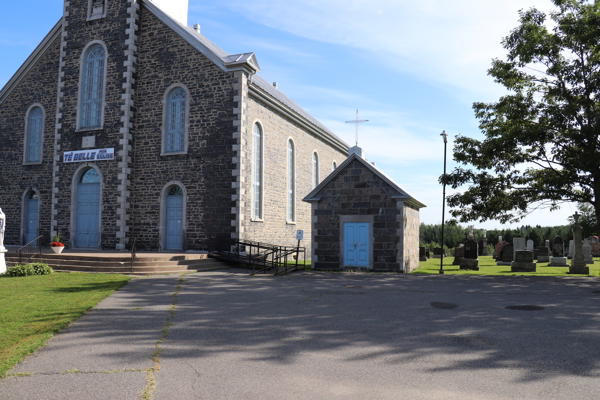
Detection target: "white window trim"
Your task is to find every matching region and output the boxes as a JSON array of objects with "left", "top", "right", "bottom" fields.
[
  {"left": 69, "top": 164, "right": 104, "bottom": 249},
  {"left": 332, "top": 160, "right": 337, "bottom": 172},
  {"left": 75, "top": 41, "right": 109, "bottom": 132},
  {"left": 287, "top": 137, "right": 297, "bottom": 224},
  {"left": 312, "top": 150, "right": 320, "bottom": 189},
  {"left": 159, "top": 181, "right": 188, "bottom": 251},
  {"left": 20, "top": 187, "right": 42, "bottom": 245},
  {"left": 87, "top": 0, "right": 108, "bottom": 21},
  {"left": 23, "top": 103, "right": 45, "bottom": 165},
  {"left": 161, "top": 83, "right": 191, "bottom": 156},
  {"left": 251, "top": 120, "right": 265, "bottom": 221}
]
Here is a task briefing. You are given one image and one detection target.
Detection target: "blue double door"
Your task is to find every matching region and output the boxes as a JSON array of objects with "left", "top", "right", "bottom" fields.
[
  {"left": 76, "top": 181, "right": 100, "bottom": 248},
  {"left": 344, "top": 222, "right": 370, "bottom": 267}
]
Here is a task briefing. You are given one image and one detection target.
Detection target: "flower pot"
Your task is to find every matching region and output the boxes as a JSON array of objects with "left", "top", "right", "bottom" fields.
[{"left": 51, "top": 246, "right": 65, "bottom": 254}]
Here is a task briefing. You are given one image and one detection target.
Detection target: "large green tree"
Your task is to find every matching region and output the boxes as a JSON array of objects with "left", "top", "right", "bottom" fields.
[{"left": 443, "top": 0, "right": 600, "bottom": 233}]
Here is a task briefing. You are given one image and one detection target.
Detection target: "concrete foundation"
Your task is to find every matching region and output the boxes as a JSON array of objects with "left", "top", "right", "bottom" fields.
[{"left": 460, "top": 258, "right": 479, "bottom": 271}]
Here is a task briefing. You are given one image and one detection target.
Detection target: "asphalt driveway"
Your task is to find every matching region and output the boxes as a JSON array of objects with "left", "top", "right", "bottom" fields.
[{"left": 2, "top": 270, "right": 600, "bottom": 399}]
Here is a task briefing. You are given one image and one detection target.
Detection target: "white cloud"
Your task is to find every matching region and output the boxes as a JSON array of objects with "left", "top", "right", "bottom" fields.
[{"left": 218, "top": 0, "right": 555, "bottom": 100}]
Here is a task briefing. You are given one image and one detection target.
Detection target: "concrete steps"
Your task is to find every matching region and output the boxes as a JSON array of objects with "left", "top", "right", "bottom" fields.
[{"left": 5, "top": 254, "right": 231, "bottom": 275}]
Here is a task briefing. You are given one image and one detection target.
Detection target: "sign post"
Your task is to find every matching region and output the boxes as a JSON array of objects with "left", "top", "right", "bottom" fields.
[{"left": 295, "top": 230, "right": 304, "bottom": 269}]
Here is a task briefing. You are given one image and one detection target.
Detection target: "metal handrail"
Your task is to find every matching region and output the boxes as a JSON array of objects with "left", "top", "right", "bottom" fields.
[
  {"left": 130, "top": 239, "right": 137, "bottom": 273},
  {"left": 17, "top": 234, "right": 44, "bottom": 265},
  {"left": 210, "top": 236, "right": 305, "bottom": 276}
]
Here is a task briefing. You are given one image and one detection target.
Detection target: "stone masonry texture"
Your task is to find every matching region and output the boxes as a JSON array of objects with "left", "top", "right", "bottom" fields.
[
  {"left": 244, "top": 96, "right": 347, "bottom": 253},
  {"left": 310, "top": 158, "right": 420, "bottom": 272},
  {"left": 0, "top": 0, "right": 350, "bottom": 251},
  {"left": 0, "top": 34, "right": 60, "bottom": 245}
]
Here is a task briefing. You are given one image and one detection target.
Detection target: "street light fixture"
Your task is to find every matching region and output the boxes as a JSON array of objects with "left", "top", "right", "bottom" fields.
[{"left": 440, "top": 130, "right": 448, "bottom": 275}]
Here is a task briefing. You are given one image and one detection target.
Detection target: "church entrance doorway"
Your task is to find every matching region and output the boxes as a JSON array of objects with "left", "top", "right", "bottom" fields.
[
  {"left": 165, "top": 186, "right": 184, "bottom": 250},
  {"left": 76, "top": 168, "right": 101, "bottom": 248},
  {"left": 25, "top": 192, "right": 39, "bottom": 245},
  {"left": 343, "top": 222, "right": 370, "bottom": 267}
]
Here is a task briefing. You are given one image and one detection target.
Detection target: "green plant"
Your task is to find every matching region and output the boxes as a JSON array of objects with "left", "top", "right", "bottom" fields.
[
  {"left": 5, "top": 263, "right": 53, "bottom": 277},
  {"left": 51, "top": 232, "right": 61, "bottom": 243}
]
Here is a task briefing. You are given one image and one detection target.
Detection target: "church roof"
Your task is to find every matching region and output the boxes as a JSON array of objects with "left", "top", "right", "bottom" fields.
[
  {"left": 303, "top": 151, "right": 427, "bottom": 209},
  {"left": 0, "top": 0, "right": 349, "bottom": 152}
]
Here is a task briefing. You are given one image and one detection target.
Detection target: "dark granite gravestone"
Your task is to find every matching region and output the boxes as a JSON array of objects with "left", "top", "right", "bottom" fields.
[
  {"left": 497, "top": 243, "right": 514, "bottom": 265},
  {"left": 419, "top": 247, "right": 427, "bottom": 261},
  {"left": 511, "top": 250, "right": 536, "bottom": 272},
  {"left": 433, "top": 247, "right": 442, "bottom": 259},
  {"left": 553, "top": 236, "right": 564, "bottom": 257},
  {"left": 452, "top": 246, "right": 464, "bottom": 265},
  {"left": 425, "top": 249, "right": 430, "bottom": 258},
  {"left": 537, "top": 246, "right": 549, "bottom": 262},
  {"left": 533, "top": 249, "right": 539, "bottom": 260},
  {"left": 494, "top": 241, "right": 508, "bottom": 260},
  {"left": 460, "top": 239, "right": 479, "bottom": 270}
]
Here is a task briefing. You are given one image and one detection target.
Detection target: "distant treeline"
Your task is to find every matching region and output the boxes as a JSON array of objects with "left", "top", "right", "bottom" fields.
[{"left": 420, "top": 223, "right": 576, "bottom": 250}]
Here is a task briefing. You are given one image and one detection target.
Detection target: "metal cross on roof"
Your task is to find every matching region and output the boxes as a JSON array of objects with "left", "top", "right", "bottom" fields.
[{"left": 345, "top": 109, "right": 369, "bottom": 146}]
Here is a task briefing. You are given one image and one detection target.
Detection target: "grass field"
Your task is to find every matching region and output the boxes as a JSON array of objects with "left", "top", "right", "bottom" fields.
[
  {"left": 0, "top": 272, "right": 131, "bottom": 378},
  {"left": 413, "top": 255, "right": 600, "bottom": 276}
]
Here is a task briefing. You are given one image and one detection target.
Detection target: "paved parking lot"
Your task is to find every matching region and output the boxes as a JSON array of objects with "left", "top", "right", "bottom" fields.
[{"left": 2, "top": 270, "right": 600, "bottom": 399}]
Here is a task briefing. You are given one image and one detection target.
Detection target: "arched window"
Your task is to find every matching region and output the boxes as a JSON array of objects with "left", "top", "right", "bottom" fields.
[
  {"left": 80, "top": 45, "right": 105, "bottom": 128},
  {"left": 165, "top": 88, "right": 186, "bottom": 153},
  {"left": 332, "top": 161, "right": 337, "bottom": 171},
  {"left": 26, "top": 107, "right": 43, "bottom": 163},
  {"left": 252, "top": 123, "right": 263, "bottom": 219},
  {"left": 312, "top": 152, "right": 319, "bottom": 188},
  {"left": 287, "top": 139, "right": 295, "bottom": 222},
  {"left": 81, "top": 168, "right": 101, "bottom": 183}
]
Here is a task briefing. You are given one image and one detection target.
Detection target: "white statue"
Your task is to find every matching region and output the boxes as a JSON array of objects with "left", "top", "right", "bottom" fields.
[
  {"left": 468, "top": 225, "right": 474, "bottom": 239},
  {"left": 483, "top": 229, "right": 487, "bottom": 238},
  {"left": 0, "top": 208, "right": 5, "bottom": 250}
]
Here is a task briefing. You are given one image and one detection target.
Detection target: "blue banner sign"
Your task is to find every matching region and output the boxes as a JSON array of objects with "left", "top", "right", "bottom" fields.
[{"left": 63, "top": 148, "right": 115, "bottom": 163}]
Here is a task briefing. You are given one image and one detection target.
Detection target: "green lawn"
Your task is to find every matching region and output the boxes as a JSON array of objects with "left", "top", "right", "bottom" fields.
[
  {"left": 413, "top": 255, "right": 600, "bottom": 276},
  {"left": 0, "top": 272, "right": 131, "bottom": 378}
]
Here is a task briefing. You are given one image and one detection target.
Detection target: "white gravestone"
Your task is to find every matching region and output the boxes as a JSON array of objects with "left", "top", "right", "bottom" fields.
[
  {"left": 583, "top": 238, "right": 594, "bottom": 265},
  {"left": 568, "top": 240, "right": 574, "bottom": 259},
  {"left": 513, "top": 237, "right": 526, "bottom": 260},
  {"left": 527, "top": 240, "right": 534, "bottom": 251},
  {"left": 0, "top": 208, "right": 6, "bottom": 274}
]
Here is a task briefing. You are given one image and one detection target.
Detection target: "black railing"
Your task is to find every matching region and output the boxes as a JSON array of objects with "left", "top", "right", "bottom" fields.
[
  {"left": 210, "top": 235, "right": 305, "bottom": 276},
  {"left": 130, "top": 238, "right": 137, "bottom": 273},
  {"left": 17, "top": 234, "right": 44, "bottom": 265}
]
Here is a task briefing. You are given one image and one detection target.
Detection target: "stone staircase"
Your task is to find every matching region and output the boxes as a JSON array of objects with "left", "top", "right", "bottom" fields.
[{"left": 5, "top": 252, "right": 231, "bottom": 275}]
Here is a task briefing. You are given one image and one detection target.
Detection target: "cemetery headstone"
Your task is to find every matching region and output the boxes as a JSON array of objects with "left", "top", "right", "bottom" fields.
[
  {"left": 548, "top": 236, "right": 568, "bottom": 266},
  {"left": 425, "top": 249, "right": 430, "bottom": 258},
  {"left": 568, "top": 240, "right": 574, "bottom": 259},
  {"left": 583, "top": 238, "right": 594, "bottom": 265},
  {"left": 537, "top": 246, "right": 550, "bottom": 263},
  {"left": 419, "top": 246, "right": 427, "bottom": 262},
  {"left": 545, "top": 239, "right": 550, "bottom": 249},
  {"left": 482, "top": 236, "right": 489, "bottom": 256},
  {"left": 511, "top": 250, "right": 536, "bottom": 272},
  {"left": 533, "top": 249, "right": 539, "bottom": 260},
  {"left": 433, "top": 247, "right": 442, "bottom": 259},
  {"left": 0, "top": 208, "right": 6, "bottom": 275},
  {"left": 513, "top": 237, "right": 526, "bottom": 260},
  {"left": 453, "top": 245, "right": 464, "bottom": 265},
  {"left": 527, "top": 240, "right": 534, "bottom": 251},
  {"left": 496, "top": 244, "right": 514, "bottom": 266},
  {"left": 552, "top": 236, "right": 564, "bottom": 257},
  {"left": 569, "top": 213, "right": 589, "bottom": 274},
  {"left": 460, "top": 239, "right": 479, "bottom": 270}
]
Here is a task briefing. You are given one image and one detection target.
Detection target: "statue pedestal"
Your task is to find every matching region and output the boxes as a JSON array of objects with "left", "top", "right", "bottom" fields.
[
  {"left": 460, "top": 258, "right": 480, "bottom": 271},
  {"left": 548, "top": 256, "right": 568, "bottom": 267},
  {"left": 0, "top": 247, "right": 6, "bottom": 275}
]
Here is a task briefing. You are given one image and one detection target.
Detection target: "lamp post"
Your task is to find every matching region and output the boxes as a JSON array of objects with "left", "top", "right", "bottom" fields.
[{"left": 440, "top": 130, "right": 448, "bottom": 274}]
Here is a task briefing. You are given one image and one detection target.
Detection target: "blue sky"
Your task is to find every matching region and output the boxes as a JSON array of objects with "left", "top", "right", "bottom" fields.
[{"left": 0, "top": 0, "right": 577, "bottom": 229}]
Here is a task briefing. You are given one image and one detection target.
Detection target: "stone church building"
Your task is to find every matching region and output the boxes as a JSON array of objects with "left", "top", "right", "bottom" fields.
[{"left": 0, "top": 0, "right": 348, "bottom": 251}]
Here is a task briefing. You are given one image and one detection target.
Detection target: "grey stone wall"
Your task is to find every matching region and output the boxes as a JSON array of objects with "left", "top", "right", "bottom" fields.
[
  {"left": 53, "top": 0, "right": 131, "bottom": 248},
  {"left": 243, "top": 96, "right": 347, "bottom": 251},
  {"left": 311, "top": 158, "right": 404, "bottom": 272},
  {"left": 129, "top": 6, "right": 237, "bottom": 250},
  {"left": 402, "top": 204, "right": 420, "bottom": 272},
  {"left": 0, "top": 35, "right": 61, "bottom": 245}
]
